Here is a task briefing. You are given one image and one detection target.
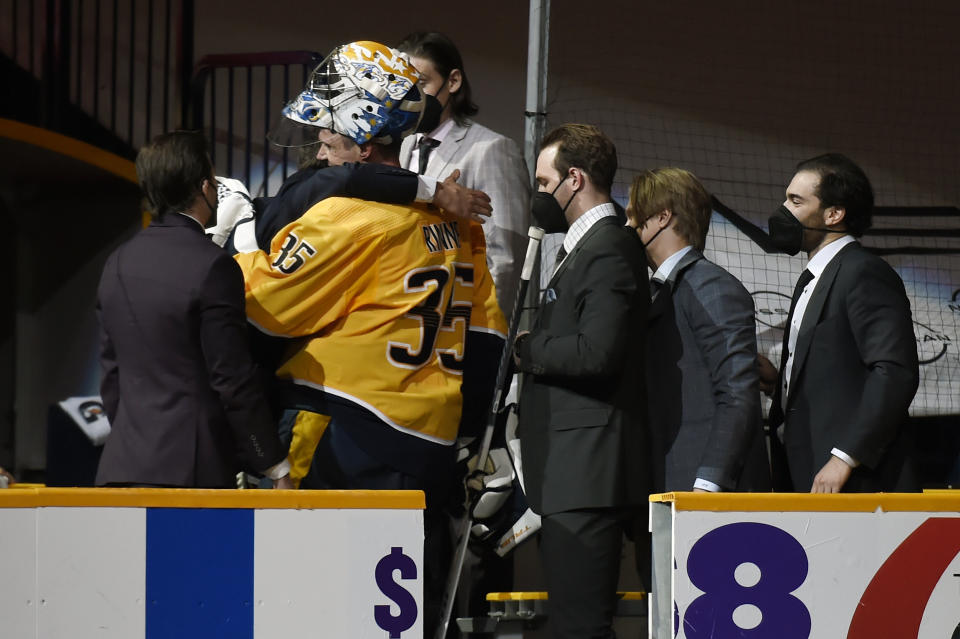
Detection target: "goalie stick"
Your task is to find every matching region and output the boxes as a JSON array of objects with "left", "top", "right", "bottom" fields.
[{"left": 435, "top": 225, "right": 545, "bottom": 639}]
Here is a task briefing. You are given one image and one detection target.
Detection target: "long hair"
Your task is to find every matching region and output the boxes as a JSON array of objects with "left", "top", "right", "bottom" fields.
[{"left": 397, "top": 31, "right": 478, "bottom": 126}]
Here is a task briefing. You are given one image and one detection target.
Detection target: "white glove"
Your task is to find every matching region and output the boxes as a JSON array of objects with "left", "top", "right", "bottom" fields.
[{"left": 206, "top": 177, "right": 255, "bottom": 249}]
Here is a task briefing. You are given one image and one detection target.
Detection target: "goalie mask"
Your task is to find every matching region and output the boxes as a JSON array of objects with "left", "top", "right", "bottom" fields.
[{"left": 269, "top": 41, "right": 427, "bottom": 148}]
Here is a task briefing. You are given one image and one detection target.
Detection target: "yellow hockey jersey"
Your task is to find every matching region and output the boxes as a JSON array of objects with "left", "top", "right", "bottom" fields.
[{"left": 236, "top": 196, "right": 507, "bottom": 447}]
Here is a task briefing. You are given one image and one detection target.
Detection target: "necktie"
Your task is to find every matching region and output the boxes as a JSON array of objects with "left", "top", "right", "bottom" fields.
[
  {"left": 553, "top": 245, "right": 568, "bottom": 272},
  {"left": 417, "top": 136, "right": 440, "bottom": 175},
  {"left": 650, "top": 277, "right": 664, "bottom": 299},
  {"left": 778, "top": 268, "right": 815, "bottom": 401}
]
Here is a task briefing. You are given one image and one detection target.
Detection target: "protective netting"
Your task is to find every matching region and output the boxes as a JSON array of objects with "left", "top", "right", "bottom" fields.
[{"left": 543, "top": 0, "right": 960, "bottom": 415}]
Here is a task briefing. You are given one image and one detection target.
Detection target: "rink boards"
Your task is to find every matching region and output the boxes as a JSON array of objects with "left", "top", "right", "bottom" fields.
[
  {"left": 649, "top": 491, "right": 960, "bottom": 639},
  {"left": 0, "top": 488, "right": 424, "bottom": 639}
]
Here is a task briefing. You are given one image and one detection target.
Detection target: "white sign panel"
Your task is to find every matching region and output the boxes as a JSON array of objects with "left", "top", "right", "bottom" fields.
[
  {"left": 0, "top": 492, "right": 424, "bottom": 639},
  {"left": 669, "top": 510, "right": 960, "bottom": 638}
]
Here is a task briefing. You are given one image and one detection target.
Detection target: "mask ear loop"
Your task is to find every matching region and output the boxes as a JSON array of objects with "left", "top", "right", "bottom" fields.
[
  {"left": 435, "top": 75, "right": 451, "bottom": 113},
  {"left": 550, "top": 174, "right": 567, "bottom": 197},
  {"left": 643, "top": 211, "right": 670, "bottom": 248},
  {"left": 557, "top": 170, "right": 578, "bottom": 214}
]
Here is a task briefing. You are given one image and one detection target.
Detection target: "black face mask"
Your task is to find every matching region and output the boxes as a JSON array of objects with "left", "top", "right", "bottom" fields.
[
  {"left": 766, "top": 205, "right": 804, "bottom": 256},
  {"left": 202, "top": 181, "right": 219, "bottom": 230},
  {"left": 531, "top": 176, "right": 577, "bottom": 233},
  {"left": 766, "top": 204, "right": 842, "bottom": 256},
  {"left": 416, "top": 93, "right": 443, "bottom": 134}
]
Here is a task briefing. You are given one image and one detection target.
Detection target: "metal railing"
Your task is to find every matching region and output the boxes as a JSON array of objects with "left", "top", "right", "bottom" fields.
[
  {"left": 1, "top": 0, "right": 194, "bottom": 155},
  {"left": 189, "top": 50, "right": 323, "bottom": 196}
]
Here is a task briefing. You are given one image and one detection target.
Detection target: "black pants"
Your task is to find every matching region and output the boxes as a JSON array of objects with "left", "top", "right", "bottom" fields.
[
  {"left": 302, "top": 419, "right": 454, "bottom": 638},
  {"left": 540, "top": 508, "right": 626, "bottom": 639}
]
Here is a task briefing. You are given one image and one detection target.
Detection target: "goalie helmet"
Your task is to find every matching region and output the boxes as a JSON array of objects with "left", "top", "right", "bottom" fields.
[{"left": 270, "top": 41, "right": 425, "bottom": 148}]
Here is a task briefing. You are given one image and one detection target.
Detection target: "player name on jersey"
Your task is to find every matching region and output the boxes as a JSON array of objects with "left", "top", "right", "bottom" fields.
[{"left": 421, "top": 221, "right": 461, "bottom": 253}]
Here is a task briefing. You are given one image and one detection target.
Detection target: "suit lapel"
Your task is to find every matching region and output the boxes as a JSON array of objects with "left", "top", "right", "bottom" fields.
[
  {"left": 399, "top": 135, "right": 414, "bottom": 169},
  {"left": 787, "top": 246, "right": 847, "bottom": 398},
  {"left": 649, "top": 249, "right": 702, "bottom": 321},
  {"left": 544, "top": 216, "right": 615, "bottom": 291},
  {"left": 430, "top": 122, "right": 469, "bottom": 177}
]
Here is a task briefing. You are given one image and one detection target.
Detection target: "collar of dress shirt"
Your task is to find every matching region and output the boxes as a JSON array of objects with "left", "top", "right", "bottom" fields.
[
  {"left": 561, "top": 202, "right": 618, "bottom": 255},
  {"left": 411, "top": 118, "right": 457, "bottom": 177},
  {"left": 806, "top": 234, "right": 857, "bottom": 278},
  {"left": 652, "top": 245, "right": 694, "bottom": 283},
  {"left": 176, "top": 211, "right": 206, "bottom": 231},
  {"left": 423, "top": 117, "right": 456, "bottom": 144}
]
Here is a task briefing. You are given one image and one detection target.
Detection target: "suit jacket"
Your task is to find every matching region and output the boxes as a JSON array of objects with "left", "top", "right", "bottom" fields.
[
  {"left": 770, "top": 241, "right": 919, "bottom": 492},
  {"left": 646, "top": 249, "right": 769, "bottom": 492},
  {"left": 516, "top": 217, "right": 650, "bottom": 515},
  {"left": 401, "top": 120, "right": 531, "bottom": 319},
  {"left": 96, "top": 213, "right": 285, "bottom": 487}
]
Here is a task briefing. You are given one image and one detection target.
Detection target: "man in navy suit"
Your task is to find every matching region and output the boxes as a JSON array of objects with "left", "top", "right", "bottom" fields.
[
  {"left": 627, "top": 167, "right": 769, "bottom": 494},
  {"left": 514, "top": 124, "right": 649, "bottom": 639},
  {"left": 96, "top": 131, "right": 291, "bottom": 488},
  {"left": 764, "top": 153, "right": 919, "bottom": 493}
]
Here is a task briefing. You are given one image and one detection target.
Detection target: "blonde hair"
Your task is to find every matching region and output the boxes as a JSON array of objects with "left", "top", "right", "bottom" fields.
[{"left": 627, "top": 167, "right": 712, "bottom": 251}]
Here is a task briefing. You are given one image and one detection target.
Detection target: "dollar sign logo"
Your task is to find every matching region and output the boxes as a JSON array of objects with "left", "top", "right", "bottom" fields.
[{"left": 374, "top": 546, "right": 418, "bottom": 638}]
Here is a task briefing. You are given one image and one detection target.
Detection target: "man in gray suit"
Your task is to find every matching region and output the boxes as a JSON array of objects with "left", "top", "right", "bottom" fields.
[
  {"left": 626, "top": 168, "right": 769, "bottom": 494},
  {"left": 397, "top": 32, "right": 531, "bottom": 320},
  {"left": 514, "top": 124, "right": 649, "bottom": 639}
]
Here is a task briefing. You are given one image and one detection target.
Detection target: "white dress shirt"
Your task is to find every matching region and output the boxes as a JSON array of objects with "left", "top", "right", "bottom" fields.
[
  {"left": 409, "top": 118, "right": 456, "bottom": 176},
  {"left": 782, "top": 234, "right": 859, "bottom": 468},
  {"left": 553, "top": 202, "right": 618, "bottom": 274},
  {"left": 651, "top": 245, "right": 693, "bottom": 285}
]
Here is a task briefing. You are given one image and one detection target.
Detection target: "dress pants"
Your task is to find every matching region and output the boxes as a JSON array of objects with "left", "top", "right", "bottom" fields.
[{"left": 540, "top": 508, "right": 626, "bottom": 639}]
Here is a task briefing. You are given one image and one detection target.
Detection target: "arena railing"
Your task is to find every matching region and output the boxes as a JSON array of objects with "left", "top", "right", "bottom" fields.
[
  {"left": 0, "top": 0, "right": 195, "bottom": 156},
  {"left": 189, "top": 50, "right": 323, "bottom": 196}
]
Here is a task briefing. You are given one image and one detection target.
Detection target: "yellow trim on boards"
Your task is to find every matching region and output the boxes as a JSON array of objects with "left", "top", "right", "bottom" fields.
[
  {"left": 0, "top": 487, "right": 425, "bottom": 510},
  {"left": 650, "top": 491, "right": 960, "bottom": 512},
  {"left": 486, "top": 591, "right": 646, "bottom": 601},
  {"left": 487, "top": 592, "right": 549, "bottom": 601},
  {"left": 0, "top": 118, "right": 137, "bottom": 183}
]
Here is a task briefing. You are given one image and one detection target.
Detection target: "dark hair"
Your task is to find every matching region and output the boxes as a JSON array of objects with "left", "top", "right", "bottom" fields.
[
  {"left": 135, "top": 131, "right": 212, "bottom": 219},
  {"left": 795, "top": 153, "right": 874, "bottom": 236},
  {"left": 540, "top": 124, "right": 618, "bottom": 193},
  {"left": 396, "top": 31, "right": 478, "bottom": 125},
  {"left": 627, "top": 168, "right": 712, "bottom": 251}
]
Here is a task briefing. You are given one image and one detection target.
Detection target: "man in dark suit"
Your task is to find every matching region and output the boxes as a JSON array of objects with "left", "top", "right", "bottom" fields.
[
  {"left": 626, "top": 167, "right": 769, "bottom": 494},
  {"left": 764, "top": 153, "right": 919, "bottom": 493},
  {"left": 514, "top": 124, "right": 649, "bottom": 639},
  {"left": 96, "top": 131, "right": 292, "bottom": 488}
]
